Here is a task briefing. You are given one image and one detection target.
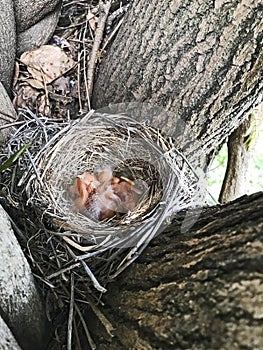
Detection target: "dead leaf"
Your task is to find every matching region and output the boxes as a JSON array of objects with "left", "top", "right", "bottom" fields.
[
  {"left": 37, "top": 94, "right": 51, "bottom": 116},
  {"left": 15, "top": 85, "right": 40, "bottom": 109},
  {"left": 27, "top": 79, "right": 45, "bottom": 90},
  {"left": 20, "top": 45, "right": 76, "bottom": 85}
]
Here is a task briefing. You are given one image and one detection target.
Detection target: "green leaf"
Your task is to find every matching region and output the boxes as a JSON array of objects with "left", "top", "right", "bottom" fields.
[{"left": 0, "top": 144, "right": 30, "bottom": 173}]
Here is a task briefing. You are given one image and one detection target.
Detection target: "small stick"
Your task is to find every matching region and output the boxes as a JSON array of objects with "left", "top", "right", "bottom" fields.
[
  {"left": 0, "top": 121, "right": 25, "bottom": 130},
  {"left": 67, "top": 246, "right": 107, "bottom": 293},
  {"left": 80, "top": 259, "right": 107, "bottom": 293},
  {"left": 88, "top": 300, "right": 114, "bottom": 337},
  {"left": 101, "top": 16, "right": 124, "bottom": 52},
  {"left": 73, "top": 317, "right": 82, "bottom": 350},
  {"left": 67, "top": 274, "right": 74, "bottom": 350},
  {"left": 82, "top": 17, "right": 91, "bottom": 110},
  {"left": 0, "top": 109, "right": 17, "bottom": 121},
  {"left": 63, "top": 235, "right": 95, "bottom": 252},
  {"left": 77, "top": 50, "right": 83, "bottom": 112},
  {"left": 87, "top": 0, "right": 112, "bottom": 100},
  {"left": 46, "top": 263, "right": 81, "bottom": 280},
  {"left": 75, "top": 304, "right": 96, "bottom": 350}
]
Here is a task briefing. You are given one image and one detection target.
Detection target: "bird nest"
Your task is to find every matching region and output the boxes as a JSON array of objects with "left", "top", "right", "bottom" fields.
[{"left": 4, "top": 109, "right": 205, "bottom": 292}]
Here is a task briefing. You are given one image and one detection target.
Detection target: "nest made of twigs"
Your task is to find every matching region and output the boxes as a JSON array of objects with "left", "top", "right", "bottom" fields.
[{"left": 4, "top": 109, "right": 205, "bottom": 288}]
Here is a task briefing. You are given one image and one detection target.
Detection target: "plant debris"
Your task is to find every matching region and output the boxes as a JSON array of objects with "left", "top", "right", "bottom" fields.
[
  {"left": 20, "top": 45, "right": 76, "bottom": 86},
  {"left": 12, "top": 0, "right": 131, "bottom": 122}
]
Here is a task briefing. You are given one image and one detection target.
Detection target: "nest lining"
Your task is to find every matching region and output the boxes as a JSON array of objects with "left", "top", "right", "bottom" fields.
[{"left": 4, "top": 109, "right": 205, "bottom": 288}]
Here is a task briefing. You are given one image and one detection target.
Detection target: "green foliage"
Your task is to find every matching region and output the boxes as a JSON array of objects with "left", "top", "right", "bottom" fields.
[
  {"left": 243, "top": 111, "right": 260, "bottom": 151},
  {"left": 0, "top": 144, "right": 30, "bottom": 173}
]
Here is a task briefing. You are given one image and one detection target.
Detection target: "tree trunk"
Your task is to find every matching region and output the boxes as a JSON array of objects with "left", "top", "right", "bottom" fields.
[
  {"left": 93, "top": 0, "right": 263, "bottom": 163},
  {"left": 0, "top": 205, "right": 50, "bottom": 350},
  {"left": 89, "top": 192, "right": 263, "bottom": 349},
  {"left": 0, "top": 315, "right": 22, "bottom": 350},
  {"left": 0, "top": 0, "right": 16, "bottom": 92},
  {"left": 0, "top": 82, "right": 17, "bottom": 143},
  {"left": 219, "top": 114, "right": 253, "bottom": 203}
]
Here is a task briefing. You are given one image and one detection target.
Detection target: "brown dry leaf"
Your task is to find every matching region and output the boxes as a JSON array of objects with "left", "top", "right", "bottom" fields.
[
  {"left": 15, "top": 85, "right": 40, "bottom": 109},
  {"left": 20, "top": 45, "right": 76, "bottom": 85},
  {"left": 27, "top": 79, "right": 45, "bottom": 90},
  {"left": 37, "top": 94, "right": 51, "bottom": 116}
]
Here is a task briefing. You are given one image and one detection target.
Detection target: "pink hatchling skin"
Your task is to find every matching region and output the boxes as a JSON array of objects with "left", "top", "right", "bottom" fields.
[{"left": 69, "top": 167, "right": 141, "bottom": 220}]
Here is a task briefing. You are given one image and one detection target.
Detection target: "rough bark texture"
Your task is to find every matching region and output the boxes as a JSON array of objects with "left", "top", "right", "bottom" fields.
[
  {"left": 0, "top": 82, "right": 17, "bottom": 143},
  {"left": 89, "top": 192, "right": 263, "bottom": 350},
  {"left": 13, "top": 0, "right": 61, "bottom": 32},
  {"left": 0, "top": 0, "right": 16, "bottom": 92},
  {"left": 0, "top": 314, "right": 22, "bottom": 350},
  {"left": 16, "top": 4, "right": 61, "bottom": 56},
  {"left": 93, "top": 0, "right": 263, "bottom": 163},
  {"left": 0, "top": 205, "right": 50, "bottom": 350},
  {"left": 219, "top": 114, "right": 253, "bottom": 203}
]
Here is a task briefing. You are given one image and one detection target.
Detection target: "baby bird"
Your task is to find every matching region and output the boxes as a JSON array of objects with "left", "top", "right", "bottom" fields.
[
  {"left": 69, "top": 166, "right": 141, "bottom": 221},
  {"left": 112, "top": 178, "right": 141, "bottom": 212},
  {"left": 92, "top": 167, "right": 121, "bottom": 220}
]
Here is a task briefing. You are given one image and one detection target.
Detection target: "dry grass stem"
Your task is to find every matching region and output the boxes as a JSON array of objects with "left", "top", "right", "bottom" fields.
[{"left": 67, "top": 274, "right": 74, "bottom": 350}]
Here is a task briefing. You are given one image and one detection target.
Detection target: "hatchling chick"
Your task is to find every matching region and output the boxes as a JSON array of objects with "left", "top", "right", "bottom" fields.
[{"left": 69, "top": 166, "right": 141, "bottom": 220}]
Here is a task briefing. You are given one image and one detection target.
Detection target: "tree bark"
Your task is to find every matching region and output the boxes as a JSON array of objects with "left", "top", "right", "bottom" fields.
[
  {"left": 0, "top": 82, "right": 17, "bottom": 143},
  {"left": 89, "top": 192, "right": 263, "bottom": 350},
  {"left": 0, "top": 0, "right": 16, "bottom": 92},
  {"left": 0, "top": 205, "right": 50, "bottom": 350},
  {"left": 219, "top": 114, "right": 253, "bottom": 203},
  {"left": 93, "top": 0, "right": 263, "bottom": 163},
  {"left": 0, "top": 314, "right": 22, "bottom": 350}
]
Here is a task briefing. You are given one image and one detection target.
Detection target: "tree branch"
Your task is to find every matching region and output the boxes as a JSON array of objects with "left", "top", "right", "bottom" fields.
[{"left": 89, "top": 192, "right": 263, "bottom": 349}]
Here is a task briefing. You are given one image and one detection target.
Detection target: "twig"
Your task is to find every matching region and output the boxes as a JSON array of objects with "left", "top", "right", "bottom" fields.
[
  {"left": 67, "top": 273, "right": 74, "bottom": 350},
  {"left": 33, "top": 274, "right": 56, "bottom": 289},
  {"left": 80, "top": 259, "right": 107, "bottom": 293},
  {"left": 0, "top": 109, "right": 17, "bottom": 121},
  {"left": 75, "top": 303, "right": 96, "bottom": 350},
  {"left": 82, "top": 16, "right": 91, "bottom": 110},
  {"left": 63, "top": 235, "right": 95, "bottom": 252},
  {"left": 0, "top": 121, "right": 27, "bottom": 130},
  {"left": 67, "top": 246, "right": 107, "bottom": 293},
  {"left": 87, "top": 0, "right": 112, "bottom": 100},
  {"left": 77, "top": 50, "right": 83, "bottom": 112},
  {"left": 73, "top": 317, "right": 82, "bottom": 350},
  {"left": 88, "top": 299, "right": 114, "bottom": 337},
  {"left": 106, "top": 4, "right": 129, "bottom": 32},
  {"left": 101, "top": 16, "right": 124, "bottom": 52},
  {"left": 46, "top": 263, "right": 81, "bottom": 280}
]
